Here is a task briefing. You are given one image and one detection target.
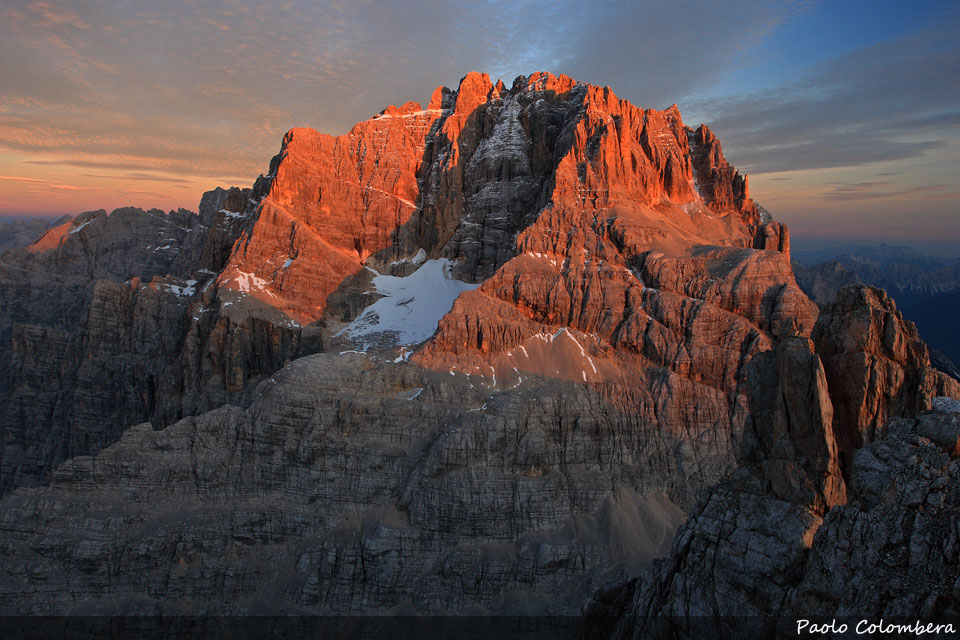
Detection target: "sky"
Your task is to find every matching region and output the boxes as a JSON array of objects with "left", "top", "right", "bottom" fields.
[{"left": 0, "top": 0, "right": 957, "bottom": 255}]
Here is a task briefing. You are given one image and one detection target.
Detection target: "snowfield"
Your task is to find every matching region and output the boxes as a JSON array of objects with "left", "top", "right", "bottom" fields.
[{"left": 338, "top": 259, "right": 479, "bottom": 345}]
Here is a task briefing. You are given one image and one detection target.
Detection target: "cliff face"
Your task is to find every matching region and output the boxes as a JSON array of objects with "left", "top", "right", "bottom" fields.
[
  {"left": 586, "top": 287, "right": 960, "bottom": 638},
  {"left": 0, "top": 71, "right": 954, "bottom": 617},
  {"left": 0, "top": 354, "right": 692, "bottom": 614},
  {"left": 0, "top": 218, "right": 62, "bottom": 255},
  {"left": 219, "top": 71, "right": 786, "bottom": 329},
  {"left": 588, "top": 399, "right": 960, "bottom": 639},
  {"left": 0, "top": 191, "right": 316, "bottom": 494}
]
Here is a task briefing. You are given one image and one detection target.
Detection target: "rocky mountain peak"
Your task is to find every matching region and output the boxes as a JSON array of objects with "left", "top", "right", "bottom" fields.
[
  {"left": 214, "top": 71, "right": 782, "bottom": 335},
  {"left": 0, "top": 71, "right": 954, "bottom": 620},
  {"left": 453, "top": 70, "right": 495, "bottom": 115}
]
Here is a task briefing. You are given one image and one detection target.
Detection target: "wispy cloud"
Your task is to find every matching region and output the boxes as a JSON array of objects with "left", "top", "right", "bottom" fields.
[
  {"left": 78, "top": 172, "right": 193, "bottom": 185},
  {"left": 0, "top": 0, "right": 956, "bottom": 254},
  {"left": 0, "top": 174, "right": 100, "bottom": 191},
  {"left": 0, "top": 0, "right": 804, "bottom": 189},
  {"left": 690, "top": 10, "right": 960, "bottom": 174},
  {"left": 0, "top": 175, "right": 49, "bottom": 183},
  {"left": 820, "top": 182, "right": 956, "bottom": 201}
]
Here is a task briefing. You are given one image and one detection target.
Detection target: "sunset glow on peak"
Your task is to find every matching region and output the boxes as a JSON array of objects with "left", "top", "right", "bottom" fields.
[{"left": 0, "top": 0, "right": 957, "bottom": 255}]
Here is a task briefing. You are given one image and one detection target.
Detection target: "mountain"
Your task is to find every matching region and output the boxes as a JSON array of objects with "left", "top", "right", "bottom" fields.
[
  {"left": 906, "top": 288, "right": 960, "bottom": 370},
  {"left": 590, "top": 383, "right": 960, "bottom": 637},
  {"left": 0, "top": 217, "right": 67, "bottom": 255},
  {"left": 793, "top": 245, "right": 960, "bottom": 379},
  {"left": 0, "top": 72, "right": 955, "bottom": 620},
  {"left": 793, "top": 244, "right": 960, "bottom": 310},
  {"left": 0, "top": 200, "right": 314, "bottom": 495}
]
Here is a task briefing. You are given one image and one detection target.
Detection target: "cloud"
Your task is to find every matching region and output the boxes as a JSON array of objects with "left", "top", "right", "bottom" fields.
[
  {"left": 45, "top": 184, "right": 100, "bottom": 191},
  {"left": 0, "top": 0, "right": 803, "bottom": 192},
  {"left": 78, "top": 172, "right": 194, "bottom": 185},
  {"left": 689, "top": 10, "right": 960, "bottom": 174},
  {"left": 819, "top": 181, "right": 956, "bottom": 202},
  {"left": 0, "top": 175, "right": 99, "bottom": 191},
  {"left": 540, "top": 0, "right": 802, "bottom": 109},
  {"left": 0, "top": 175, "right": 49, "bottom": 183}
]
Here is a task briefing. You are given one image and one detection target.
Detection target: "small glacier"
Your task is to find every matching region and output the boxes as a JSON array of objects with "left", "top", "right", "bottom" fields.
[{"left": 337, "top": 259, "right": 479, "bottom": 345}]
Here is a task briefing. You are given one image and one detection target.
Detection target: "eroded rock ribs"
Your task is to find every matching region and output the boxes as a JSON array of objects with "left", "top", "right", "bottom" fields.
[{"left": 0, "top": 71, "right": 954, "bottom": 617}]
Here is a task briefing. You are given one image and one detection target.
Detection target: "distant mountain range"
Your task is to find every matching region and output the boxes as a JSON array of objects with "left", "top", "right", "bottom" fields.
[
  {"left": 794, "top": 244, "right": 960, "bottom": 377},
  {"left": 0, "top": 216, "right": 69, "bottom": 255}
]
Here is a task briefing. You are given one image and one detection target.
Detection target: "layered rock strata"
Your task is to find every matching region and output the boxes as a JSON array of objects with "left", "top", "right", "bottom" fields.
[
  {"left": 0, "top": 354, "right": 694, "bottom": 614},
  {"left": 1, "top": 71, "right": 952, "bottom": 619},
  {"left": 0, "top": 189, "right": 319, "bottom": 494},
  {"left": 0, "top": 71, "right": 795, "bottom": 498},
  {"left": 587, "top": 398, "right": 960, "bottom": 639},
  {"left": 585, "top": 285, "right": 960, "bottom": 637}
]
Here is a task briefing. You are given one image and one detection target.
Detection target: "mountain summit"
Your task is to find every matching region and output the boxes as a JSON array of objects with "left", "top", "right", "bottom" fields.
[
  {"left": 0, "top": 72, "right": 956, "bottom": 618},
  {"left": 219, "top": 71, "right": 784, "bottom": 329}
]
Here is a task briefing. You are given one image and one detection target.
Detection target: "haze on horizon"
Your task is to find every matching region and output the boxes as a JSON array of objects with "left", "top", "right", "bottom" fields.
[{"left": 0, "top": 0, "right": 957, "bottom": 256}]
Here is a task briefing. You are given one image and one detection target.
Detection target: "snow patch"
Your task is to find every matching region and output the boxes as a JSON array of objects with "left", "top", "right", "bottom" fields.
[
  {"left": 398, "top": 387, "right": 423, "bottom": 400},
  {"left": 234, "top": 271, "right": 276, "bottom": 297},
  {"left": 529, "top": 327, "right": 598, "bottom": 373},
  {"left": 526, "top": 251, "right": 559, "bottom": 268},
  {"left": 164, "top": 279, "right": 197, "bottom": 297},
  {"left": 69, "top": 219, "right": 95, "bottom": 235},
  {"left": 336, "top": 259, "right": 479, "bottom": 345},
  {"left": 511, "top": 367, "right": 523, "bottom": 389}
]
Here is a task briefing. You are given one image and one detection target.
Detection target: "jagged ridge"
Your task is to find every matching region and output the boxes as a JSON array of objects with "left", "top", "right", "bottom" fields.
[{"left": 0, "top": 71, "right": 954, "bottom": 619}]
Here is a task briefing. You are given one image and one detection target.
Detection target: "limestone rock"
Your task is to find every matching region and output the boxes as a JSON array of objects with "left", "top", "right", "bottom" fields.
[
  {"left": 0, "top": 200, "right": 315, "bottom": 494},
  {"left": 0, "top": 353, "right": 700, "bottom": 615},
  {"left": 812, "top": 285, "right": 960, "bottom": 459},
  {"left": 0, "top": 217, "right": 63, "bottom": 255},
  {"left": 586, "top": 402, "right": 960, "bottom": 638},
  {"left": 1, "top": 71, "right": 947, "bottom": 621},
  {"left": 744, "top": 337, "right": 846, "bottom": 513}
]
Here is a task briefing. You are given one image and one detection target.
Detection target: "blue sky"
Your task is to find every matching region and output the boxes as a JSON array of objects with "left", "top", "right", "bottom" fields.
[
  {"left": 0, "top": 0, "right": 957, "bottom": 255},
  {"left": 701, "top": 0, "right": 948, "bottom": 98}
]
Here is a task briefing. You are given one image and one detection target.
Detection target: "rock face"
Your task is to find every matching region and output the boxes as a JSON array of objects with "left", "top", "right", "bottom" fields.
[
  {"left": 0, "top": 71, "right": 952, "bottom": 618},
  {"left": 0, "top": 217, "right": 64, "bottom": 255},
  {"left": 0, "top": 194, "right": 318, "bottom": 494},
  {"left": 584, "top": 285, "right": 960, "bottom": 638},
  {"left": 586, "top": 399, "right": 960, "bottom": 639},
  {"left": 744, "top": 336, "right": 846, "bottom": 515},
  {"left": 220, "top": 71, "right": 788, "bottom": 331},
  {"left": 0, "top": 70, "right": 801, "bottom": 499},
  {"left": 0, "top": 354, "right": 696, "bottom": 614},
  {"left": 0, "top": 207, "right": 200, "bottom": 493},
  {"left": 813, "top": 285, "right": 960, "bottom": 461}
]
